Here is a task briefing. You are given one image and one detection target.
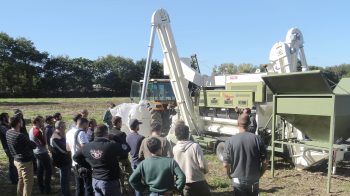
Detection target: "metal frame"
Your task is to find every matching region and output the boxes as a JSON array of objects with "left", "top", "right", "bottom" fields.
[{"left": 270, "top": 94, "right": 336, "bottom": 193}]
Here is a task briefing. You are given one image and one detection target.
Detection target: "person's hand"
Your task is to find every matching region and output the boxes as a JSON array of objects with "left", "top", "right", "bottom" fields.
[
  {"left": 223, "top": 162, "right": 231, "bottom": 179},
  {"left": 260, "top": 160, "right": 268, "bottom": 177}
]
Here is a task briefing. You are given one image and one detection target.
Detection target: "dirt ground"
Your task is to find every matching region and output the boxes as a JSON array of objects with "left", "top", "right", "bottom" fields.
[
  {"left": 206, "top": 152, "right": 350, "bottom": 196},
  {"left": 0, "top": 98, "right": 349, "bottom": 195},
  {"left": 259, "top": 160, "right": 350, "bottom": 196}
]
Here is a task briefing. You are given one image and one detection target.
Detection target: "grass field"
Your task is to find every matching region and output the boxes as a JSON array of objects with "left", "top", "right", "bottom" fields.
[{"left": 0, "top": 97, "right": 350, "bottom": 195}]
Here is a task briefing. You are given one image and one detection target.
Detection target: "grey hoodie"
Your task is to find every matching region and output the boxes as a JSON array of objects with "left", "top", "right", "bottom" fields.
[{"left": 173, "top": 140, "right": 208, "bottom": 183}]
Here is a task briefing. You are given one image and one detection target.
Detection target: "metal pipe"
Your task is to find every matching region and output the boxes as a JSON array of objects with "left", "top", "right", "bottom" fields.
[
  {"left": 299, "top": 47, "right": 308, "bottom": 71},
  {"left": 271, "top": 95, "right": 277, "bottom": 178},
  {"left": 327, "top": 98, "right": 336, "bottom": 193},
  {"left": 140, "top": 25, "right": 156, "bottom": 101}
]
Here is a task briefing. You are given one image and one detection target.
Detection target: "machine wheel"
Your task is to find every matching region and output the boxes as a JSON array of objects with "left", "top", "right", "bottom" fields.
[
  {"left": 216, "top": 141, "right": 225, "bottom": 162},
  {"left": 150, "top": 109, "right": 163, "bottom": 128},
  {"left": 161, "top": 110, "right": 172, "bottom": 135}
]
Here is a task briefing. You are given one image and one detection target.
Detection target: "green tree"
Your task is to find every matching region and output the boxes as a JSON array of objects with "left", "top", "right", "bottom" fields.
[
  {"left": 306, "top": 64, "right": 350, "bottom": 87},
  {"left": 325, "top": 64, "right": 350, "bottom": 83},
  {"left": 237, "top": 63, "right": 256, "bottom": 73},
  {"left": 212, "top": 63, "right": 238, "bottom": 75},
  {"left": 134, "top": 59, "right": 165, "bottom": 79},
  {"left": 40, "top": 56, "right": 94, "bottom": 94},
  {"left": 93, "top": 55, "right": 138, "bottom": 96},
  {"left": 0, "top": 32, "right": 48, "bottom": 96}
]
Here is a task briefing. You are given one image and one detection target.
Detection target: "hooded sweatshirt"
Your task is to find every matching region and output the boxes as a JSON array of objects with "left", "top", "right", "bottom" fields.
[{"left": 173, "top": 140, "right": 208, "bottom": 183}]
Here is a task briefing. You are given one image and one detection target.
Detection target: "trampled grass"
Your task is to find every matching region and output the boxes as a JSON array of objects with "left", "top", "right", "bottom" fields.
[{"left": 0, "top": 97, "right": 129, "bottom": 124}]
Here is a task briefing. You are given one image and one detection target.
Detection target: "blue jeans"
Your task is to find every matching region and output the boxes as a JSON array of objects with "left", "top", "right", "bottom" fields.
[
  {"left": 74, "top": 169, "right": 94, "bottom": 196},
  {"left": 232, "top": 179, "right": 259, "bottom": 196},
  {"left": 132, "top": 166, "right": 142, "bottom": 196},
  {"left": 74, "top": 171, "right": 94, "bottom": 196},
  {"left": 35, "top": 152, "right": 52, "bottom": 194},
  {"left": 92, "top": 178, "right": 121, "bottom": 196},
  {"left": 59, "top": 165, "right": 71, "bottom": 196}
]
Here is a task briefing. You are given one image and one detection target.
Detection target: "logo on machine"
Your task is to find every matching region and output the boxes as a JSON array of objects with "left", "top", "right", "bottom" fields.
[
  {"left": 90, "top": 149, "right": 103, "bottom": 159},
  {"left": 223, "top": 94, "right": 235, "bottom": 99},
  {"left": 229, "top": 75, "right": 238, "bottom": 80}
]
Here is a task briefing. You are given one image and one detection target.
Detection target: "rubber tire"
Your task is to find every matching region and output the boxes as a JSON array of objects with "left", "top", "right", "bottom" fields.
[
  {"left": 216, "top": 141, "right": 225, "bottom": 162},
  {"left": 161, "top": 110, "right": 172, "bottom": 135},
  {"left": 150, "top": 109, "right": 162, "bottom": 128}
]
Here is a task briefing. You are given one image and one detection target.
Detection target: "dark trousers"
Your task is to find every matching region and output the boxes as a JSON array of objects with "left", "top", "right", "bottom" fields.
[
  {"left": 7, "top": 155, "right": 18, "bottom": 184},
  {"left": 75, "top": 171, "right": 94, "bottom": 196},
  {"left": 33, "top": 158, "right": 37, "bottom": 174},
  {"left": 35, "top": 152, "right": 52, "bottom": 194},
  {"left": 92, "top": 178, "right": 121, "bottom": 196},
  {"left": 132, "top": 165, "right": 142, "bottom": 196},
  {"left": 232, "top": 181, "right": 259, "bottom": 196},
  {"left": 59, "top": 165, "right": 71, "bottom": 196},
  {"left": 183, "top": 180, "right": 211, "bottom": 196}
]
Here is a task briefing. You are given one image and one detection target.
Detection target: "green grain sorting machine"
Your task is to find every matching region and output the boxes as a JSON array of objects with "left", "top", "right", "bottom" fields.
[{"left": 262, "top": 70, "right": 350, "bottom": 193}]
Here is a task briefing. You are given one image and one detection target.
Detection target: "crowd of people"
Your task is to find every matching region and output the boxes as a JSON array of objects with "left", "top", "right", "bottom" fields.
[{"left": 0, "top": 104, "right": 266, "bottom": 196}]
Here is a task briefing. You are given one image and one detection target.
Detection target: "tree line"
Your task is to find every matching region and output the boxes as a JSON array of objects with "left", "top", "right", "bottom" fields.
[
  {"left": 212, "top": 63, "right": 350, "bottom": 86},
  {"left": 0, "top": 32, "right": 164, "bottom": 97},
  {"left": 1, "top": 32, "right": 349, "bottom": 98}
]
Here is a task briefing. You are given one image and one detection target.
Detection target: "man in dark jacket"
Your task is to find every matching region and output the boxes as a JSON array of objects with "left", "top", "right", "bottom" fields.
[
  {"left": 74, "top": 124, "right": 129, "bottom": 196},
  {"left": 126, "top": 119, "right": 145, "bottom": 170},
  {"left": 108, "top": 116, "right": 132, "bottom": 193},
  {"left": 0, "top": 113, "right": 18, "bottom": 184},
  {"left": 103, "top": 103, "right": 115, "bottom": 129},
  {"left": 243, "top": 108, "right": 257, "bottom": 134},
  {"left": 44, "top": 115, "right": 55, "bottom": 152},
  {"left": 50, "top": 121, "right": 72, "bottom": 196}
]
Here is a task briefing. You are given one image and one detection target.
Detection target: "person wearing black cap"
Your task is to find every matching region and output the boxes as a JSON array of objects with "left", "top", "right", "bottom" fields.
[
  {"left": 108, "top": 116, "right": 132, "bottom": 194},
  {"left": 126, "top": 119, "right": 144, "bottom": 196},
  {"left": 139, "top": 123, "right": 172, "bottom": 160}
]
